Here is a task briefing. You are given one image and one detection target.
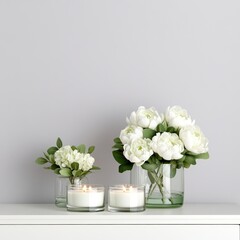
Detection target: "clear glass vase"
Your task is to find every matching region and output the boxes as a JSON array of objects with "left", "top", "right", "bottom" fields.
[
  {"left": 55, "top": 175, "right": 69, "bottom": 208},
  {"left": 55, "top": 175, "right": 85, "bottom": 208},
  {"left": 130, "top": 164, "right": 184, "bottom": 208}
]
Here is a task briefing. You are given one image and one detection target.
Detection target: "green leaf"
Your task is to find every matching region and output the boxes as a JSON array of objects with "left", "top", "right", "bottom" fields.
[
  {"left": 72, "top": 170, "right": 77, "bottom": 176},
  {"left": 167, "top": 126, "right": 175, "bottom": 133},
  {"left": 51, "top": 164, "right": 59, "bottom": 170},
  {"left": 48, "top": 154, "right": 55, "bottom": 164},
  {"left": 35, "top": 157, "right": 48, "bottom": 165},
  {"left": 88, "top": 146, "right": 95, "bottom": 154},
  {"left": 43, "top": 152, "right": 49, "bottom": 160},
  {"left": 112, "top": 143, "right": 123, "bottom": 150},
  {"left": 157, "top": 122, "right": 167, "bottom": 132},
  {"left": 79, "top": 171, "right": 91, "bottom": 178},
  {"left": 143, "top": 128, "right": 156, "bottom": 139},
  {"left": 142, "top": 162, "right": 158, "bottom": 171},
  {"left": 114, "top": 138, "right": 122, "bottom": 144},
  {"left": 54, "top": 168, "right": 61, "bottom": 174},
  {"left": 59, "top": 168, "right": 72, "bottom": 177},
  {"left": 184, "top": 162, "right": 191, "bottom": 168},
  {"left": 170, "top": 165, "right": 177, "bottom": 178},
  {"left": 75, "top": 170, "right": 90, "bottom": 178},
  {"left": 74, "top": 170, "right": 81, "bottom": 177},
  {"left": 71, "top": 146, "right": 77, "bottom": 151},
  {"left": 176, "top": 160, "right": 184, "bottom": 168},
  {"left": 194, "top": 152, "right": 209, "bottom": 159},
  {"left": 78, "top": 144, "right": 86, "bottom": 153},
  {"left": 112, "top": 150, "right": 129, "bottom": 164},
  {"left": 119, "top": 163, "right": 133, "bottom": 173},
  {"left": 91, "top": 166, "right": 101, "bottom": 170},
  {"left": 47, "top": 146, "right": 58, "bottom": 155},
  {"left": 56, "top": 137, "right": 63, "bottom": 148},
  {"left": 71, "top": 162, "right": 79, "bottom": 171},
  {"left": 184, "top": 156, "right": 197, "bottom": 165}
]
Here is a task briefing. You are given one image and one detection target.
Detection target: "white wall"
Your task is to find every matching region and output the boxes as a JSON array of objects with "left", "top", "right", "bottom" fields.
[{"left": 0, "top": 0, "right": 239, "bottom": 204}]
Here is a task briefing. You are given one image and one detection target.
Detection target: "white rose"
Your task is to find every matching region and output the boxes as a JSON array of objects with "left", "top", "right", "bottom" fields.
[
  {"left": 127, "top": 106, "right": 164, "bottom": 130},
  {"left": 77, "top": 153, "right": 95, "bottom": 171},
  {"left": 179, "top": 125, "right": 209, "bottom": 154},
  {"left": 120, "top": 125, "right": 143, "bottom": 144},
  {"left": 151, "top": 132, "right": 184, "bottom": 160},
  {"left": 123, "top": 138, "right": 153, "bottom": 166},
  {"left": 54, "top": 146, "right": 81, "bottom": 168},
  {"left": 165, "top": 105, "right": 193, "bottom": 128}
]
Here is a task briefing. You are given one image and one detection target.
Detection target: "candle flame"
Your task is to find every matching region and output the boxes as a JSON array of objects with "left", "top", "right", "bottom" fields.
[
  {"left": 122, "top": 185, "right": 133, "bottom": 192},
  {"left": 82, "top": 185, "right": 87, "bottom": 192}
]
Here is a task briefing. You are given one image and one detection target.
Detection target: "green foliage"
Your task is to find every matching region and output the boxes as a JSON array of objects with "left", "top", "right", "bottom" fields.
[
  {"left": 59, "top": 168, "right": 72, "bottom": 177},
  {"left": 47, "top": 147, "right": 58, "bottom": 155},
  {"left": 114, "top": 138, "right": 122, "bottom": 144},
  {"left": 56, "top": 137, "right": 63, "bottom": 148},
  {"left": 88, "top": 146, "right": 95, "bottom": 154},
  {"left": 77, "top": 144, "right": 86, "bottom": 153},
  {"left": 48, "top": 154, "right": 55, "bottom": 164},
  {"left": 157, "top": 121, "right": 167, "bottom": 132},
  {"left": 142, "top": 162, "right": 158, "bottom": 172},
  {"left": 119, "top": 163, "right": 133, "bottom": 173},
  {"left": 170, "top": 165, "right": 177, "bottom": 178},
  {"left": 112, "top": 143, "right": 124, "bottom": 150},
  {"left": 50, "top": 164, "right": 59, "bottom": 170},
  {"left": 35, "top": 158, "right": 48, "bottom": 165},
  {"left": 193, "top": 152, "right": 209, "bottom": 159},
  {"left": 54, "top": 168, "right": 61, "bottom": 174},
  {"left": 71, "top": 162, "right": 79, "bottom": 171},
  {"left": 167, "top": 126, "right": 176, "bottom": 133},
  {"left": 143, "top": 128, "right": 156, "bottom": 139},
  {"left": 112, "top": 150, "right": 129, "bottom": 165},
  {"left": 91, "top": 166, "right": 101, "bottom": 170}
]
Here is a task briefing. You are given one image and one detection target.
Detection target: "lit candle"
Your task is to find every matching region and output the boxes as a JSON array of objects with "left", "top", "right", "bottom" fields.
[
  {"left": 67, "top": 185, "right": 105, "bottom": 211},
  {"left": 108, "top": 185, "right": 145, "bottom": 212}
]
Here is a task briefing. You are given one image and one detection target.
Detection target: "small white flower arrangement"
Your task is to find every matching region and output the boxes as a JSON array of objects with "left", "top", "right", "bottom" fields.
[
  {"left": 113, "top": 106, "right": 209, "bottom": 173},
  {"left": 36, "top": 138, "right": 100, "bottom": 184}
]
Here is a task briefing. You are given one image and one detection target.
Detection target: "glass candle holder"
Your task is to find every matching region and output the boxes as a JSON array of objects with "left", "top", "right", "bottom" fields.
[
  {"left": 108, "top": 185, "right": 145, "bottom": 212},
  {"left": 67, "top": 184, "right": 105, "bottom": 212}
]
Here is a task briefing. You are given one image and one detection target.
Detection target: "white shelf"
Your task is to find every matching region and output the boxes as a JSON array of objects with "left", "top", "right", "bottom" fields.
[{"left": 0, "top": 203, "right": 240, "bottom": 225}]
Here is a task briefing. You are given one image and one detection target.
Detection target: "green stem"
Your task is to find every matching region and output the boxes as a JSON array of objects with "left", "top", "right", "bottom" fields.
[
  {"left": 69, "top": 176, "right": 82, "bottom": 185},
  {"left": 147, "top": 165, "right": 164, "bottom": 199}
]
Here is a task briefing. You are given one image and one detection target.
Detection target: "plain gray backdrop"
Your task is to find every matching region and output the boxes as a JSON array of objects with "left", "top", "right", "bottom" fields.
[{"left": 0, "top": 0, "right": 239, "bottom": 204}]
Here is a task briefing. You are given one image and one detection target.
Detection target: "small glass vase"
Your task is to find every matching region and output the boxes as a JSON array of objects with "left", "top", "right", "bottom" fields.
[
  {"left": 55, "top": 175, "right": 84, "bottom": 208},
  {"left": 130, "top": 164, "right": 184, "bottom": 208}
]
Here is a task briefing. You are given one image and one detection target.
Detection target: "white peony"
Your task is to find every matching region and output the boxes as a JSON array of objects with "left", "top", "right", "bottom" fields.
[
  {"left": 123, "top": 138, "right": 153, "bottom": 166},
  {"left": 165, "top": 105, "right": 193, "bottom": 129},
  {"left": 77, "top": 153, "right": 95, "bottom": 171},
  {"left": 151, "top": 132, "right": 184, "bottom": 160},
  {"left": 120, "top": 125, "right": 143, "bottom": 144},
  {"left": 179, "top": 125, "right": 209, "bottom": 154},
  {"left": 127, "top": 106, "right": 164, "bottom": 130},
  {"left": 54, "top": 146, "right": 81, "bottom": 168}
]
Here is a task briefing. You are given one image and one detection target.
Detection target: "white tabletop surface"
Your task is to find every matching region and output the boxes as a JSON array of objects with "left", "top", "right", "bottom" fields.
[{"left": 0, "top": 204, "right": 240, "bottom": 224}]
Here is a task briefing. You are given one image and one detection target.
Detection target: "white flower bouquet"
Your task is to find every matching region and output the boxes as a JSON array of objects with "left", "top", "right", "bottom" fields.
[
  {"left": 112, "top": 106, "right": 209, "bottom": 206},
  {"left": 36, "top": 138, "right": 100, "bottom": 184}
]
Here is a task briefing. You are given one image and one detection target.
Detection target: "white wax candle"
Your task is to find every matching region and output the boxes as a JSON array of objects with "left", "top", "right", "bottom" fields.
[
  {"left": 109, "top": 186, "right": 144, "bottom": 208},
  {"left": 68, "top": 186, "right": 104, "bottom": 208}
]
